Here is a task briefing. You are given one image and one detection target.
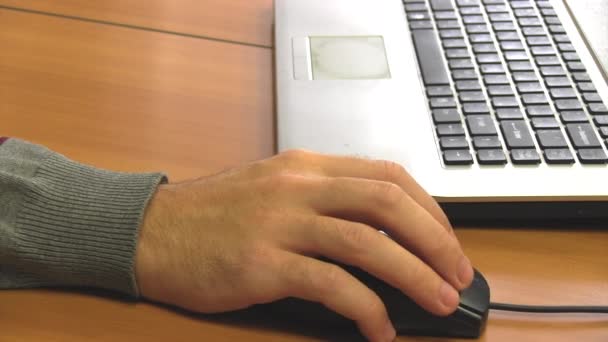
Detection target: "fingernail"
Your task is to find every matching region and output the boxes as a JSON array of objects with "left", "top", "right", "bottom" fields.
[
  {"left": 383, "top": 320, "right": 396, "bottom": 342},
  {"left": 458, "top": 256, "right": 474, "bottom": 288},
  {"left": 439, "top": 282, "right": 460, "bottom": 309}
]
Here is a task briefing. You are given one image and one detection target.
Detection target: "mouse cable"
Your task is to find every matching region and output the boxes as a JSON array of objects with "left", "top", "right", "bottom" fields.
[{"left": 490, "top": 302, "right": 608, "bottom": 314}]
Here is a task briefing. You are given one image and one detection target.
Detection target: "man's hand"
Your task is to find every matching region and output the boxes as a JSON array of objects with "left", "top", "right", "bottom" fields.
[{"left": 135, "top": 150, "right": 473, "bottom": 342}]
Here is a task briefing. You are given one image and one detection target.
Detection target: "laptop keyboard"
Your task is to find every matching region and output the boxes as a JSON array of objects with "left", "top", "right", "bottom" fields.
[{"left": 404, "top": 0, "right": 608, "bottom": 166}]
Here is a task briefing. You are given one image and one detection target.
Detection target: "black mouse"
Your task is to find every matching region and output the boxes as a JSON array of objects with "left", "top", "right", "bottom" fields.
[{"left": 266, "top": 265, "right": 490, "bottom": 339}]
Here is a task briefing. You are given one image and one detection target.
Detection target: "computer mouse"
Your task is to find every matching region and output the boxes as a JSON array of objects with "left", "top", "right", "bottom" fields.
[{"left": 266, "top": 265, "right": 490, "bottom": 339}]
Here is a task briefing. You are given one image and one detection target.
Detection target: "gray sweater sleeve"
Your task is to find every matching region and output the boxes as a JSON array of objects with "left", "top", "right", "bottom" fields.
[{"left": 0, "top": 138, "right": 166, "bottom": 296}]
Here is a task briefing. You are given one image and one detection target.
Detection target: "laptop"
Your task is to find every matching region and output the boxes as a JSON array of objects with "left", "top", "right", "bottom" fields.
[{"left": 274, "top": 0, "right": 608, "bottom": 221}]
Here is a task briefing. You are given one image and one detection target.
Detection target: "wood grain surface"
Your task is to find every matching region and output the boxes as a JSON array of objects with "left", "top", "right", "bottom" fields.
[
  {"left": 0, "top": 0, "right": 274, "bottom": 47},
  {"left": 1, "top": 1, "right": 607, "bottom": 341}
]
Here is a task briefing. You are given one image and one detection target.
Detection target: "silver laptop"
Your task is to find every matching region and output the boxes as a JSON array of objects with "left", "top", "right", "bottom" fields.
[{"left": 274, "top": 0, "right": 608, "bottom": 221}]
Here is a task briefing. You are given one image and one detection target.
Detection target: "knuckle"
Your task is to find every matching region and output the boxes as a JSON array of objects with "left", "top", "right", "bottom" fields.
[
  {"left": 316, "top": 264, "right": 346, "bottom": 295},
  {"left": 372, "top": 181, "right": 406, "bottom": 208},
  {"left": 336, "top": 223, "right": 374, "bottom": 254},
  {"left": 264, "top": 172, "right": 304, "bottom": 192},
  {"left": 377, "top": 159, "right": 408, "bottom": 182}
]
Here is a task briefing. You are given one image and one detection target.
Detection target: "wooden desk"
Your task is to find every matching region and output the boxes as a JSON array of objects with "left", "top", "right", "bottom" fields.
[{"left": 1, "top": 2, "right": 607, "bottom": 341}]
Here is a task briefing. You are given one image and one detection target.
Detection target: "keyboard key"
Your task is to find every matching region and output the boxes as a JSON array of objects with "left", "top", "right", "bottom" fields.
[
  {"left": 536, "top": 129, "right": 568, "bottom": 148},
  {"left": 536, "top": 1, "right": 554, "bottom": 8},
  {"left": 456, "top": 80, "right": 482, "bottom": 91},
  {"left": 443, "top": 38, "right": 468, "bottom": 48},
  {"left": 553, "top": 34, "right": 570, "bottom": 43},
  {"left": 500, "top": 41, "right": 525, "bottom": 51},
  {"left": 559, "top": 111, "right": 588, "bottom": 123},
  {"left": 492, "top": 22, "right": 517, "bottom": 31},
  {"left": 578, "top": 82, "right": 596, "bottom": 92},
  {"left": 548, "top": 25, "right": 566, "bottom": 34},
  {"left": 488, "top": 85, "right": 515, "bottom": 96},
  {"left": 477, "top": 149, "right": 508, "bottom": 165},
  {"left": 531, "top": 117, "right": 560, "bottom": 129},
  {"left": 496, "top": 31, "right": 520, "bottom": 41},
  {"left": 443, "top": 150, "right": 474, "bottom": 165},
  {"left": 508, "top": 61, "right": 533, "bottom": 71},
  {"left": 544, "top": 148, "right": 575, "bottom": 164},
  {"left": 440, "top": 136, "right": 470, "bottom": 149},
  {"left": 449, "top": 58, "right": 475, "bottom": 69},
  {"left": 412, "top": 29, "right": 451, "bottom": 85},
  {"left": 430, "top": 97, "right": 458, "bottom": 108},
  {"left": 452, "top": 69, "right": 479, "bottom": 80},
  {"left": 501, "top": 120, "right": 536, "bottom": 148},
  {"left": 437, "top": 20, "right": 461, "bottom": 30},
  {"left": 463, "top": 102, "right": 491, "bottom": 114},
  {"left": 408, "top": 12, "right": 431, "bottom": 21},
  {"left": 504, "top": 51, "right": 528, "bottom": 61},
  {"left": 521, "top": 93, "right": 549, "bottom": 105},
  {"left": 427, "top": 86, "right": 453, "bottom": 97},
  {"left": 562, "top": 52, "right": 581, "bottom": 61},
  {"left": 545, "top": 76, "right": 570, "bottom": 88},
  {"left": 440, "top": 29, "right": 464, "bottom": 39},
  {"left": 410, "top": 21, "right": 434, "bottom": 30},
  {"left": 555, "top": 99, "right": 583, "bottom": 111},
  {"left": 472, "top": 43, "right": 497, "bottom": 53},
  {"left": 469, "top": 33, "right": 493, "bottom": 43},
  {"left": 456, "top": 0, "right": 480, "bottom": 6},
  {"left": 486, "top": 4, "right": 509, "bottom": 12},
  {"left": 526, "top": 105, "right": 554, "bottom": 117},
  {"left": 437, "top": 123, "right": 467, "bottom": 136},
  {"left": 582, "top": 92, "right": 602, "bottom": 103},
  {"left": 466, "top": 24, "right": 490, "bottom": 34},
  {"left": 516, "top": 82, "right": 543, "bottom": 93},
  {"left": 513, "top": 8, "right": 536, "bottom": 17},
  {"left": 511, "top": 149, "right": 541, "bottom": 164},
  {"left": 566, "top": 123, "right": 602, "bottom": 148},
  {"left": 540, "top": 66, "right": 567, "bottom": 77},
  {"left": 467, "top": 115, "right": 498, "bottom": 135},
  {"left": 509, "top": 1, "right": 533, "bottom": 9},
  {"left": 480, "top": 63, "right": 505, "bottom": 74},
  {"left": 549, "top": 87, "right": 577, "bottom": 99},
  {"left": 496, "top": 108, "right": 524, "bottom": 120},
  {"left": 526, "top": 36, "right": 551, "bottom": 46},
  {"left": 522, "top": 27, "right": 545, "bottom": 36},
  {"left": 484, "top": 74, "right": 510, "bottom": 85},
  {"left": 473, "top": 136, "right": 502, "bottom": 149},
  {"left": 512, "top": 72, "right": 538, "bottom": 82},
  {"left": 600, "top": 127, "right": 608, "bottom": 138},
  {"left": 566, "top": 62, "right": 586, "bottom": 72},
  {"left": 432, "top": 108, "right": 462, "bottom": 123},
  {"left": 572, "top": 72, "right": 591, "bottom": 82},
  {"left": 459, "top": 91, "right": 486, "bottom": 102},
  {"left": 431, "top": 0, "right": 456, "bottom": 9},
  {"left": 577, "top": 149, "right": 608, "bottom": 164},
  {"left": 589, "top": 103, "right": 608, "bottom": 115},
  {"left": 460, "top": 6, "right": 482, "bottom": 15},
  {"left": 476, "top": 53, "right": 501, "bottom": 63},
  {"left": 558, "top": 43, "right": 576, "bottom": 52},
  {"left": 593, "top": 116, "right": 608, "bottom": 126},
  {"left": 489, "top": 13, "right": 512, "bottom": 22},
  {"left": 404, "top": 3, "right": 428, "bottom": 12},
  {"left": 540, "top": 8, "right": 557, "bottom": 16},
  {"left": 492, "top": 96, "right": 519, "bottom": 107},
  {"left": 463, "top": 15, "right": 485, "bottom": 24},
  {"left": 519, "top": 17, "right": 542, "bottom": 27},
  {"left": 530, "top": 46, "right": 555, "bottom": 56},
  {"left": 446, "top": 48, "right": 470, "bottom": 58},
  {"left": 435, "top": 11, "right": 458, "bottom": 20},
  {"left": 535, "top": 55, "right": 561, "bottom": 66}
]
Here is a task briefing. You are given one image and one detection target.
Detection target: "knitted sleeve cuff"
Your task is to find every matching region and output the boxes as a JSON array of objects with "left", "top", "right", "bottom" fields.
[{"left": 1, "top": 139, "right": 166, "bottom": 296}]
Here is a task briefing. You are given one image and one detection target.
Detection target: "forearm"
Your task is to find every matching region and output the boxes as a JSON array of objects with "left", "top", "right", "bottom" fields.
[{"left": 0, "top": 138, "right": 166, "bottom": 296}]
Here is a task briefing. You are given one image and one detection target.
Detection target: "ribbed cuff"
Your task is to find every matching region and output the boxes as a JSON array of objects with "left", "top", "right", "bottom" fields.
[{"left": 13, "top": 153, "right": 166, "bottom": 296}]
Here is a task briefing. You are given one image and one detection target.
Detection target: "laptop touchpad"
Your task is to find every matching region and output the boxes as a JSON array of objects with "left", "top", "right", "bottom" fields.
[{"left": 293, "top": 36, "right": 391, "bottom": 80}]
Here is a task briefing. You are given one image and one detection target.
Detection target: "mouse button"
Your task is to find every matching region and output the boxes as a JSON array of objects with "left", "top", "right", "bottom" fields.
[{"left": 458, "top": 270, "right": 490, "bottom": 315}]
